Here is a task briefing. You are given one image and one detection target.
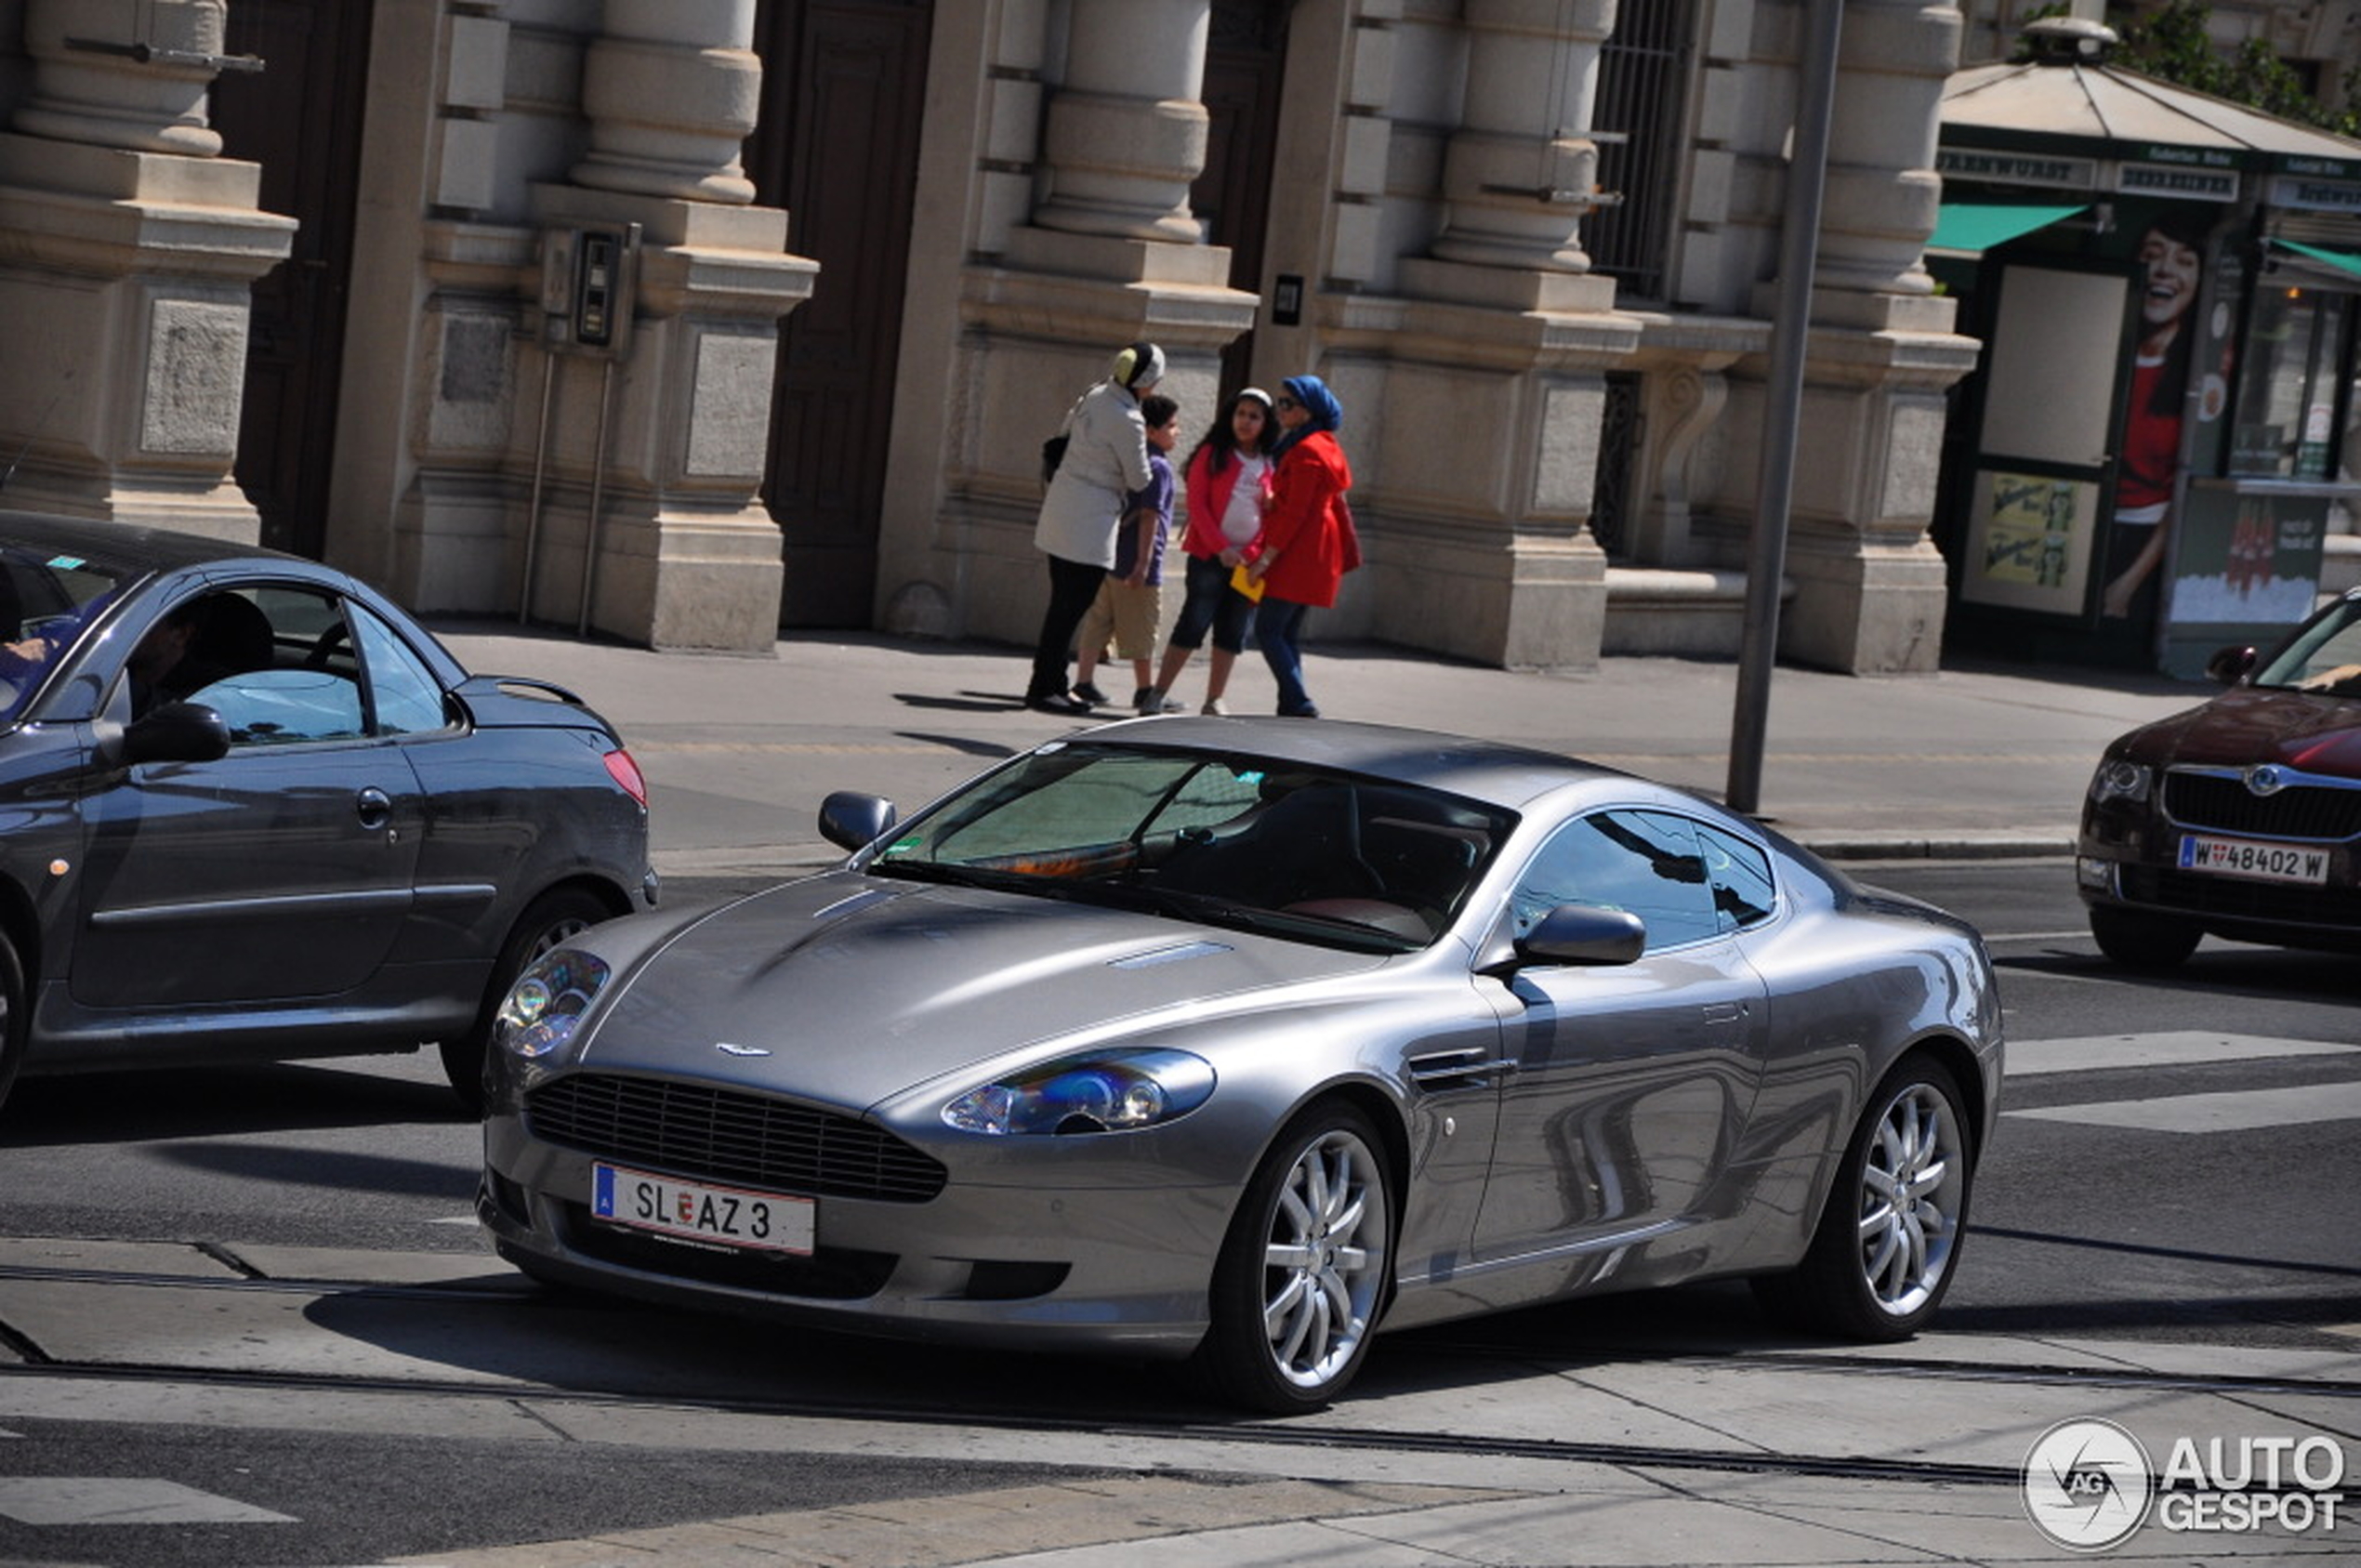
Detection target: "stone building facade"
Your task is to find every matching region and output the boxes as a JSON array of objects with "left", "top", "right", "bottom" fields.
[{"left": 0, "top": 0, "right": 2087, "bottom": 674}]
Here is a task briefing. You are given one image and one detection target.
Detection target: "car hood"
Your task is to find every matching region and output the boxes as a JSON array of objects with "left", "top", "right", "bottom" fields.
[
  {"left": 2122, "top": 689, "right": 2361, "bottom": 777},
  {"left": 575, "top": 873, "right": 1390, "bottom": 1109}
]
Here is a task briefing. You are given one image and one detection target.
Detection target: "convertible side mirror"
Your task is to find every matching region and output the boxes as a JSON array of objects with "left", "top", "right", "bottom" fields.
[
  {"left": 1512, "top": 903, "right": 1647, "bottom": 968},
  {"left": 95, "top": 702, "right": 231, "bottom": 771},
  {"left": 2205, "top": 644, "right": 2258, "bottom": 686},
  {"left": 819, "top": 790, "right": 897, "bottom": 852}
]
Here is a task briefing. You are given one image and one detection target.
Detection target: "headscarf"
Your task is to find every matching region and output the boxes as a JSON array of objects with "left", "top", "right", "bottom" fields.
[
  {"left": 1111, "top": 340, "right": 1166, "bottom": 393},
  {"left": 1270, "top": 374, "right": 1342, "bottom": 461}
]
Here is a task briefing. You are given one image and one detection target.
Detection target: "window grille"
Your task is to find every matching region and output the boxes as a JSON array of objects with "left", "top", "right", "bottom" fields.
[{"left": 1588, "top": 7, "right": 1692, "bottom": 302}]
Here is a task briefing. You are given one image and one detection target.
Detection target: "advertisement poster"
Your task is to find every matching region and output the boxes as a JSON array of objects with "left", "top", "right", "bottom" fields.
[
  {"left": 1962, "top": 468, "right": 2098, "bottom": 613},
  {"left": 2161, "top": 487, "right": 2328, "bottom": 676}
]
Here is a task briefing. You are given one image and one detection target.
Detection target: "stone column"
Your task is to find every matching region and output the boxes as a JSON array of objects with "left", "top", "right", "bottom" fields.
[
  {"left": 1723, "top": 0, "right": 1981, "bottom": 674},
  {"left": 941, "top": 0, "right": 1257, "bottom": 648},
  {"left": 1381, "top": 0, "right": 1629, "bottom": 670},
  {"left": 523, "top": 0, "right": 815, "bottom": 652},
  {"left": 1430, "top": 0, "right": 1615, "bottom": 275},
  {"left": 1032, "top": 1, "right": 1209, "bottom": 242},
  {"left": 0, "top": 0, "right": 292, "bottom": 534}
]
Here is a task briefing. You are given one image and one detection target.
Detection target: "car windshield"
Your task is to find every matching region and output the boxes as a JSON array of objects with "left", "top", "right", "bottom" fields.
[
  {"left": 2252, "top": 594, "right": 2361, "bottom": 698},
  {"left": 0, "top": 540, "right": 134, "bottom": 722},
  {"left": 868, "top": 742, "right": 1515, "bottom": 952}
]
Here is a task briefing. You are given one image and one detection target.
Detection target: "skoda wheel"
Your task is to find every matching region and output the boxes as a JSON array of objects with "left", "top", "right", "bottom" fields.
[{"left": 2090, "top": 904, "right": 2202, "bottom": 970}]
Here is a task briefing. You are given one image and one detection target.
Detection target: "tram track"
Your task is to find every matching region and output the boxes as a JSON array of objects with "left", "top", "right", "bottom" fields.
[{"left": 4, "top": 1258, "right": 2355, "bottom": 1498}]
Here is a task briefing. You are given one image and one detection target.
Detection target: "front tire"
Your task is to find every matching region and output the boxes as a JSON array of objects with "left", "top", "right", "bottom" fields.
[
  {"left": 1753, "top": 1054, "right": 1973, "bottom": 1341},
  {"left": 0, "top": 933, "right": 25, "bottom": 1117},
  {"left": 445, "top": 887, "right": 612, "bottom": 1116},
  {"left": 1196, "top": 1104, "right": 1394, "bottom": 1413},
  {"left": 2089, "top": 903, "right": 2202, "bottom": 969}
]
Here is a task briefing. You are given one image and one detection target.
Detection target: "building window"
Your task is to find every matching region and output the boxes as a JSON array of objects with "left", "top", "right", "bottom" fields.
[{"left": 1587, "top": 7, "right": 1692, "bottom": 301}]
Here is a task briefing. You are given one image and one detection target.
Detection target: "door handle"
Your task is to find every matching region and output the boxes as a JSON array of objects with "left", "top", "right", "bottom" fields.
[{"left": 355, "top": 786, "right": 392, "bottom": 830}]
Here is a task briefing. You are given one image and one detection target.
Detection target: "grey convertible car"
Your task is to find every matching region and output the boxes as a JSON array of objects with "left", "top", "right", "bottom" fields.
[
  {"left": 0, "top": 511, "right": 653, "bottom": 1117},
  {"left": 481, "top": 720, "right": 2001, "bottom": 1410}
]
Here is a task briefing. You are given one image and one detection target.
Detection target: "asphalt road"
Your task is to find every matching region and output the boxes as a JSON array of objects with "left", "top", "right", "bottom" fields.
[{"left": 0, "top": 860, "right": 2354, "bottom": 1565}]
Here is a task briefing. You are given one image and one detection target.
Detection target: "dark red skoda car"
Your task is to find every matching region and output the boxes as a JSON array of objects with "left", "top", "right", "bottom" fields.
[{"left": 2078, "top": 587, "right": 2361, "bottom": 968}]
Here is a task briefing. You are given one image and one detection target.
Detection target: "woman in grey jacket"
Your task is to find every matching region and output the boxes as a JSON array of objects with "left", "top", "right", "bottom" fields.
[{"left": 1025, "top": 341, "right": 1164, "bottom": 714}]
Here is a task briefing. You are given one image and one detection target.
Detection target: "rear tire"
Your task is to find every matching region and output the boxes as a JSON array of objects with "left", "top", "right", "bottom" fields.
[
  {"left": 1752, "top": 1054, "right": 1973, "bottom": 1342},
  {"left": 2089, "top": 904, "right": 2202, "bottom": 969},
  {"left": 1195, "top": 1103, "right": 1394, "bottom": 1413},
  {"left": 445, "top": 887, "right": 612, "bottom": 1116}
]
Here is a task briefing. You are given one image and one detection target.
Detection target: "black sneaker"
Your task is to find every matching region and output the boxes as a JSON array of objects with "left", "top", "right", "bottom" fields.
[
  {"left": 1025, "top": 692, "right": 1090, "bottom": 716},
  {"left": 1071, "top": 681, "right": 1110, "bottom": 706},
  {"left": 1135, "top": 688, "right": 1182, "bottom": 715}
]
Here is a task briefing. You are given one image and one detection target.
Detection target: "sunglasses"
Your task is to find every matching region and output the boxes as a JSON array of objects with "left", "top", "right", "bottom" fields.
[{"left": 1273, "top": 396, "right": 1299, "bottom": 411}]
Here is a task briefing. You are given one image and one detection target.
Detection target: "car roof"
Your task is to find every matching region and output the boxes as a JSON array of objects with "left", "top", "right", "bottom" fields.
[
  {"left": 0, "top": 509, "right": 306, "bottom": 576},
  {"left": 1070, "top": 716, "right": 1633, "bottom": 810}
]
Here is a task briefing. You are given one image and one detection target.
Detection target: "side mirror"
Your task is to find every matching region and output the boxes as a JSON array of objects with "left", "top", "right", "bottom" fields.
[
  {"left": 1513, "top": 903, "right": 1647, "bottom": 968},
  {"left": 2205, "top": 644, "right": 2258, "bottom": 686},
  {"left": 98, "top": 702, "right": 231, "bottom": 770},
  {"left": 819, "top": 790, "right": 897, "bottom": 853}
]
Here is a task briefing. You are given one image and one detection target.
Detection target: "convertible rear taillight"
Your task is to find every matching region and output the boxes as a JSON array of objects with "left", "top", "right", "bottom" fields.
[{"left": 602, "top": 746, "right": 649, "bottom": 807}]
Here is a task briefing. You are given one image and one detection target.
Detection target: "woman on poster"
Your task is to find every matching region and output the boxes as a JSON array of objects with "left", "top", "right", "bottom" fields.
[{"left": 2102, "top": 211, "right": 2207, "bottom": 621}]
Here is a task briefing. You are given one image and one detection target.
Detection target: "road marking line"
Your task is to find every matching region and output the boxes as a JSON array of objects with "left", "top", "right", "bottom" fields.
[
  {"left": 0, "top": 1477, "right": 294, "bottom": 1525},
  {"left": 2007, "top": 1032, "right": 2359, "bottom": 1077},
  {"left": 2004, "top": 1081, "right": 2361, "bottom": 1134}
]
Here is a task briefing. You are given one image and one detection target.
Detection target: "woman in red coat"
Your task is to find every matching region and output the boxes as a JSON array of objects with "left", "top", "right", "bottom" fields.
[{"left": 1246, "top": 375, "right": 1350, "bottom": 717}]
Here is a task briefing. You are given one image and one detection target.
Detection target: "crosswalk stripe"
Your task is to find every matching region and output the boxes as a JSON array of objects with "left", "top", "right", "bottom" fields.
[
  {"left": 2007, "top": 1032, "right": 2358, "bottom": 1077},
  {"left": 0, "top": 1477, "right": 295, "bottom": 1525},
  {"left": 2004, "top": 1081, "right": 2361, "bottom": 1134}
]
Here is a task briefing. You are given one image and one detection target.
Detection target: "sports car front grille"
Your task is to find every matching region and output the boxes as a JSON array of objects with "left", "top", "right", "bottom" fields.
[
  {"left": 527, "top": 1074, "right": 947, "bottom": 1203},
  {"left": 2162, "top": 771, "right": 2361, "bottom": 841},
  {"left": 2119, "top": 864, "right": 2361, "bottom": 928}
]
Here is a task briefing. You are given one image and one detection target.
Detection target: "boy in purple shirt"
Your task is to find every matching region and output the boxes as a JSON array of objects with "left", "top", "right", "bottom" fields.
[{"left": 1072, "top": 394, "right": 1180, "bottom": 715}]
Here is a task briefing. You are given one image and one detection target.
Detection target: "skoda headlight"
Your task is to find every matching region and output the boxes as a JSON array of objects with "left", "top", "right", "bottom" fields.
[
  {"left": 496, "top": 948, "right": 612, "bottom": 1060},
  {"left": 943, "top": 1048, "right": 1215, "bottom": 1136},
  {"left": 2089, "top": 758, "right": 2153, "bottom": 806}
]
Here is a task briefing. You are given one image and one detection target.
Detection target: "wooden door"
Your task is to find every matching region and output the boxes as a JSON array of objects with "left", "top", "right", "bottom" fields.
[
  {"left": 750, "top": 0, "right": 933, "bottom": 627},
  {"left": 1198, "top": 1, "right": 1291, "bottom": 397},
  {"left": 211, "top": 0, "right": 373, "bottom": 560}
]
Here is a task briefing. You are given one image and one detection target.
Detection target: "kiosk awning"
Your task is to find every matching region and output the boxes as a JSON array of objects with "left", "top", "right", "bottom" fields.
[
  {"left": 2271, "top": 237, "right": 2361, "bottom": 283},
  {"left": 1930, "top": 202, "right": 2088, "bottom": 254}
]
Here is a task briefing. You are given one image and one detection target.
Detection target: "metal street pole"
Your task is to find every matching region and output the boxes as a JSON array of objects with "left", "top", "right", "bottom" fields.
[{"left": 1726, "top": 0, "right": 1844, "bottom": 817}]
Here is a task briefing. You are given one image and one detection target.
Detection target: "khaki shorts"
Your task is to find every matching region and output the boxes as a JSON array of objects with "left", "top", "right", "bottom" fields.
[{"left": 1076, "top": 576, "right": 1161, "bottom": 661}]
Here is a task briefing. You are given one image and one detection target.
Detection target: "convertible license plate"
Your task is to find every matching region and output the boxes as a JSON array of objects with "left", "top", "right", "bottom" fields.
[
  {"left": 590, "top": 1163, "right": 814, "bottom": 1255},
  {"left": 2176, "top": 835, "right": 2330, "bottom": 885}
]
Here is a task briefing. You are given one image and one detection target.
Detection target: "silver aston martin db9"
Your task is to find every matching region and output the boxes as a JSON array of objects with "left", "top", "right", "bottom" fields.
[{"left": 481, "top": 719, "right": 2001, "bottom": 1411}]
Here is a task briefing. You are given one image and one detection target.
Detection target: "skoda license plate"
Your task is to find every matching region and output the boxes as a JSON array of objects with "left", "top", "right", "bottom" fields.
[
  {"left": 2177, "top": 834, "right": 2329, "bottom": 885},
  {"left": 591, "top": 1163, "right": 814, "bottom": 1255}
]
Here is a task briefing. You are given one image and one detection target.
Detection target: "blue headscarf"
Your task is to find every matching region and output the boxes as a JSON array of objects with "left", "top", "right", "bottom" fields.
[{"left": 1270, "top": 374, "right": 1343, "bottom": 461}]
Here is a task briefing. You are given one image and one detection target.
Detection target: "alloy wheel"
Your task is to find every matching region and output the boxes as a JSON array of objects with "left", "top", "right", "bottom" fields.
[
  {"left": 1853, "top": 1079, "right": 1966, "bottom": 1318},
  {"left": 1258, "top": 1126, "right": 1391, "bottom": 1391}
]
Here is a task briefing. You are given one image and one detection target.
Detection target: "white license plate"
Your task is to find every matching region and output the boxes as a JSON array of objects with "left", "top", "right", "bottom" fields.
[
  {"left": 591, "top": 1163, "right": 815, "bottom": 1255},
  {"left": 2176, "top": 835, "right": 2330, "bottom": 885}
]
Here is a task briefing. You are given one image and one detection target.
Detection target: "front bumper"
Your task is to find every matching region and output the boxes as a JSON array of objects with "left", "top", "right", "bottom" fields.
[{"left": 480, "top": 1111, "right": 1234, "bottom": 1355}]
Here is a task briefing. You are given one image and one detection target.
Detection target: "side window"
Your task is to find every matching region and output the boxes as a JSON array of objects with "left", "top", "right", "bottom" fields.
[
  {"left": 1510, "top": 809, "right": 1721, "bottom": 952},
  {"left": 351, "top": 604, "right": 453, "bottom": 735},
  {"left": 1696, "top": 823, "right": 1777, "bottom": 931},
  {"left": 143, "top": 586, "right": 358, "bottom": 744}
]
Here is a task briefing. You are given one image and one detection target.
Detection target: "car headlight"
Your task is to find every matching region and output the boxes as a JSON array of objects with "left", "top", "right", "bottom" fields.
[
  {"left": 2089, "top": 758, "right": 2152, "bottom": 805},
  {"left": 942, "top": 1048, "right": 1215, "bottom": 1136},
  {"left": 497, "top": 948, "right": 612, "bottom": 1060}
]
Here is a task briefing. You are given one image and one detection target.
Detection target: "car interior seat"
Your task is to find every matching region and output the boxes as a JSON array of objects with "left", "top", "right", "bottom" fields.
[{"left": 185, "top": 593, "right": 277, "bottom": 680}]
